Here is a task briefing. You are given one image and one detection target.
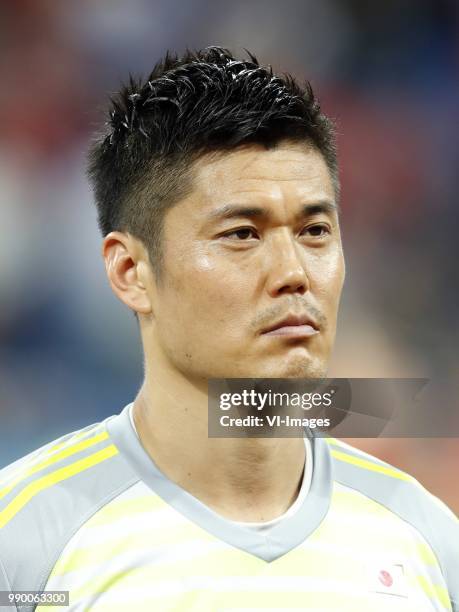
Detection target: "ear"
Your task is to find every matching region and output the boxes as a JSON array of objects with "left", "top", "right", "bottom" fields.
[{"left": 102, "top": 231, "right": 153, "bottom": 315}]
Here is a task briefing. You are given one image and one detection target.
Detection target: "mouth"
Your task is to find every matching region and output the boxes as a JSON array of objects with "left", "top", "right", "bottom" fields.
[{"left": 261, "top": 313, "right": 320, "bottom": 338}]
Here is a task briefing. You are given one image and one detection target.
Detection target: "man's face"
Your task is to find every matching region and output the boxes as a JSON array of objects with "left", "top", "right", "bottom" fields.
[{"left": 148, "top": 141, "right": 345, "bottom": 379}]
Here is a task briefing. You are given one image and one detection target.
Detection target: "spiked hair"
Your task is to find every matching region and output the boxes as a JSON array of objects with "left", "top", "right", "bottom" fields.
[{"left": 87, "top": 46, "right": 338, "bottom": 277}]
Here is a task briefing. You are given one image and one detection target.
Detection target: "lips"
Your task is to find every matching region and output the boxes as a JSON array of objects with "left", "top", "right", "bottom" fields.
[{"left": 261, "top": 313, "right": 319, "bottom": 335}]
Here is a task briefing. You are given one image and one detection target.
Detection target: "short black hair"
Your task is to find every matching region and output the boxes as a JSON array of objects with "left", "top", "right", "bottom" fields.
[{"left": 87, "top": 45, "right": 338, "bottom": 278}]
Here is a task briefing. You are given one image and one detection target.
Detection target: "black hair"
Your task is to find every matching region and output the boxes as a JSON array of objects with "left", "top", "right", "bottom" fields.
[{"left": 87, "top": 46, "right": 338, "bottom": 278}]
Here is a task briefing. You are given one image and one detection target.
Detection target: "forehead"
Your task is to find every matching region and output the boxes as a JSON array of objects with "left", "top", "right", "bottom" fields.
[{"left": 188, "top": 142, "right": 335, "bottom": 211}]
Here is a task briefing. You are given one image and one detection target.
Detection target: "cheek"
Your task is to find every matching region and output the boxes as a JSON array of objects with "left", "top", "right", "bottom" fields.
[
  {"left": 309, "top": 248, "right": 345, "bottom": 307},
  {"left": 165, "top": 245, "right": 252, "bottom": 323}
]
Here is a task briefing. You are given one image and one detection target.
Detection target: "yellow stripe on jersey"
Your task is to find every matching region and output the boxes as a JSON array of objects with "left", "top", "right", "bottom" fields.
[
  {"left": 0, "top": 445, "right": 118, "bottom": 529},
  {"left": 414, "top": 573, "right": 453, "bottom": 611},
  {"left": 42, "top": 424, "right": 104, "bottom": 458},
  {"left": 416, "top": 540, "right": 443, "bottom": 567},
  {"left": 330, "top": 448, "right": 414, "bottom": 482},
  {"left": 0, "top": 431, "right": 110, "bottom": 501},
  {"left": 0, "top": 424, "right": 103, "bottom": 488},
  {"left": 325, "top": 437, "right": 411, "bottom": 478}
]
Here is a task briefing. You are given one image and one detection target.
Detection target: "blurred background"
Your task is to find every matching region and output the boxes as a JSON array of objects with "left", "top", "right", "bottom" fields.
[{"left": 0, "top": 0, "right": 458, "bottom": 512}]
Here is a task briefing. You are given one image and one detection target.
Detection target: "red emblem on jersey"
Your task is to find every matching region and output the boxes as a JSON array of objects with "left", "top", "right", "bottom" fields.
[{"left": 379, "top": 569, "right": 393, "bottom": 587}]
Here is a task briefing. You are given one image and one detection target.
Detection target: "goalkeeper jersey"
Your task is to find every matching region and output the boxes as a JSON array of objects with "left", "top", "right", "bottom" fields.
[{"left": 0, "top": 402, "right": 458, "bottom": 612}]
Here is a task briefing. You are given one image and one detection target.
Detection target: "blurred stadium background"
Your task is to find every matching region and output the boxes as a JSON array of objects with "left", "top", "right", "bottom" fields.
[{"left": 0, "top": 1, "right": 458, "bottom": 512}]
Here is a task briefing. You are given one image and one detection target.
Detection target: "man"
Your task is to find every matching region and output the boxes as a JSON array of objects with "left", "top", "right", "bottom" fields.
[{"left": 0, "top": 46, "right": 457, "bottom": 611}]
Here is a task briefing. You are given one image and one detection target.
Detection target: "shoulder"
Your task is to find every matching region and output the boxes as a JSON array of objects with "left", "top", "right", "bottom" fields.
[
  {"left": 327, "top": 436, "right": 458, "bottom": 521},
  {"left": 325, "top": 436, "right": 459, "bottom": 606},
  {"left": 0, "top": 414, "right": 139, "bottom": 594}
]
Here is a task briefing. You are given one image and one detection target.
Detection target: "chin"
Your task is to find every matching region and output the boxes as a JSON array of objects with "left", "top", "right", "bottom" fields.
[
  {"left": 248, "top": 355, "right": 328, "bottom": 379},
  {"left": 278, "top": 364, "right": 327, "bottom": 379}
]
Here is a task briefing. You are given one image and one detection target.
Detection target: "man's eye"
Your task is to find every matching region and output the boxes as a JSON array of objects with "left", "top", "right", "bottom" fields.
[
  {"left": 222, "top": 227, "right": 258, "bottom": 240},
  {"left": 301, "top": 224, "right": 330, "bottom": 237}
]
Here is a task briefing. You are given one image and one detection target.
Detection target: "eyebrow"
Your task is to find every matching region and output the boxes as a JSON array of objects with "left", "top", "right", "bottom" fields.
[{"left": 207, "top": 200, "right": 340, "bottom": 222}]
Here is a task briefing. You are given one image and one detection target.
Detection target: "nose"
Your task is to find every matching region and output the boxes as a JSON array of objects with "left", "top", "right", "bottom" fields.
[{"left": 266, "top": 231, "right": 309, "bottom": 297}]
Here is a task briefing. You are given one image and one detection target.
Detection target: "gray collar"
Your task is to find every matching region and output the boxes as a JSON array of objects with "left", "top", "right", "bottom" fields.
[{"left": 107, "top": 403, "right": 333, "bottom": 562}]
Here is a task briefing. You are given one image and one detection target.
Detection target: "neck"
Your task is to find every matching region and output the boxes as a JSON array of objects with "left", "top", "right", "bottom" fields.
[{"left": 132, "top": 361, "right": 306, "bottom": 523}]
